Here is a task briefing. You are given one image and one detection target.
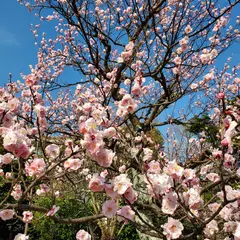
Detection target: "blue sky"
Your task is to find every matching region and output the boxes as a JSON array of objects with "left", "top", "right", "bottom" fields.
[{"left": 0, "top": 1, "right": 39, "bottom": 84}]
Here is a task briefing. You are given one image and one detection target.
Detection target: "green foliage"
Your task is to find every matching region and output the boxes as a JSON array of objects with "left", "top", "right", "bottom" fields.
[
  {"left": 185, "top": 115, "right": 219, "bottom": 147},
  {"left": 146, "top": 127, "right": 164, "bottom": 147},
  {"left": 28, "top": 197, "right": 97, "bottom": 240},
  {"left": 117, "top": 223, "right": 140, "bottom": 240}
]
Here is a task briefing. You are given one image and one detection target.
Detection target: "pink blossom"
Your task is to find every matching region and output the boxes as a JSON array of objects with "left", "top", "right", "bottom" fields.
[
  {"left": 223, "top": 221, "right": 238, "bottom": 233},
  {"left": 8, "top": 98, "right": 20, "bottom": 113},
  {"left": 145, "top": 173, "right": 173, "bottom": 197},
  {"left": 116, "top": 94, "right": 137, "bottom": 117},
  {"left": 200, "top": 164, "right": 213, "bottom": 176},
  {"left": 2, "top": 153, "right": 14, "bottom": 165},
  {"left": 212, "top": 150, "right": 222, "bottom": 159},
  {"left": 185, "top": 25, "right": 192, "bottom": 34},
  {"left": 46, "top": 205, "right": 60, "bottom": 216},
  {"left": 89, "top": 174, "right": 105, "bottom": 192},
  {"left": 112, "top": 174, "right": 132, "bottom": 195},
  {"left": 0, "top": 209, "right": 15, "bottom": 221},
  {"left": 164, "top": 161, "right": 184, "bottom": 180},
  {"left": 219, "top": 206, "right": 233, "bottom": 221},
  {"left": 204, "top": 220, "right": 219, "bottom": 237},
  {"left": 148, "top": 160, "right": 161, "bottom": 174},
  {"left": 117, "top": 205, "right": 135, "bottom": 222},
  {"left": 183, "top": 169, "right": 196, "bottom": 180},
  {"left": 131, "top": 83, "right": 141, "bottom": 96},
  {"left": 206, "top": 173, "right": 220, "bottom": 183},
  {"left": 22, "top": 211, "right": 33, "bottom": 223},
  {"left": 162, "top": 192, "right": 179, "bottom": 215},
  {"left": 3, "top": 130, "right": 31, "bottom": 159},
  {"left": 11, "top": 184, "right": 22, "bottom": 200},
  {"left": 123, "top": 187, "right": 138, "bottom": 204},
  {"left": 36, "top": 184, "right": 51, "bottom": 195},
  {"left": 103, "top": 127, "right": 116, "bottom": 138},
  {"left": 217, "top": 92, "right": 224, "bottom": 99},
  {"left": 34, "top": 104, "right": 47, "bottom": 118},
  {"left": 2, "top": 113, "right": 13, "bottom": 127},
  {"left": 45, "top": 144, "right": 60, "bottom": 159},
  {"left": 76, "top": 230, "right": 91, "bottom": 240},
  {"left": 25, "top": 158, "right": 46, "bottom": 177},
  {"left": 102, "top": 200, "right": 117, "bottom": 218},
  {"left": 25, "top": 74, "right": 37, "bottom": 86},
  {"left": 81, "top": 132, "right": 104, "bottom": 153},
  {"left": 208, "top": 203, "right": 221, "bottom": 213},
  {"left": 161, "top": 217, "right": 184, "bottom": 240},
  {"left": 64, "top": 158, "right": 82, "bottom": 171},
  {"left": 234, "top": 222, "right": 240, "bottom": 240},
  {"left": 14, "top": 234, "right": 29, "bottom": 240},
  {"left": 143, "top": 148, "right": 153, "bottom": 162},
  {"left": 5, "top": 172, "right": 12, "bottom": 179},
  {"left": 105, "top": 183, "right": 119, "bottom": 199},
  {"left": 91, "top": 148, "right": 114, "bottom": 168},
  {"left": 119, "top": 165, "right": 126, "bottom": 173},
  {"left": 173, "top": 56, "right": 182, "bottom": 65},
  {"left": 187, "top": 188, "right": 202, "bottom": 210}
]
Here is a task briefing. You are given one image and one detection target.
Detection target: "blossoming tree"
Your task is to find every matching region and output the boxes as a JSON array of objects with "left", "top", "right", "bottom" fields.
[{"left": 0, "top": 0, "right": 240, "bottom": 239}]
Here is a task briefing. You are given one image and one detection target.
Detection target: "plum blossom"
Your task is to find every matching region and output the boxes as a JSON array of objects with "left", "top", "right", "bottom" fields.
[
  {"left": 116, "top": 94, "right": 138, "bottom": 117},
  {"left": 184, "top": 188, "right": 203, "bottom": 210},
  {"left": 145, "top": 173, "right": 173, "bottom": 197},
  {"left": 2, "top": 153, "right": 14, "bottom": 165},
  {"left": 119, "top": 165, "right": 126, "bottom": 173},
  {"left": 117, "top": 205, "right": 135, "bottom": 222},
  {"left": 8, "top": 98, "right": 20, "bottom": 113},
  {"left": 22, "top": 211, "right": 33, "bottom": 223},
  {"left": 25, "top": 74, "right": 37, "bottom": 86},
  {"left": 105, "top": 183, "right": 119, "bottom": 199},
  {"left": 0, "top": 209, "right": 15, "bottom": 221},
  {"left": 76, "top": 230, "right": 91, "bottom": 240},
  {"left": 162, "top": 192, "right": 179, "bottom": 215},
  {"left": 91, "top": 148, "right": 115, "bottom": 168},
  {"left": 123, "top": 187, "right": 138, "bottom": 204},
  {"left": 161, "top": 217, "right": 184, "bottom": 240},
  {"left": 45, "top": 144, "right": 60, "bottom": 159},
  {"left": 112, "top": 174, "right": 132, "bottom": 195},
  {"left": 25, "top": 158, "right": 46, "bottom": 177},
  {"left": 46, "top": 205, "right": 60, "bottom": 216},
  {"left": 11, "top": 184, "right": 22, "bottom": 200},
  {"left": 103, "top": 127, "right": 116, "bottom": 138},
  {"left": 118, "top": 41, "right": 134, "bottom": 62},
  {"left": 34, "top": 104, "right": 47, "bottom": 118},
  {"left": 206, "top": 173, "right": 220, "bottom": 183},
  {"left": 148, "top": 160, "right": 161, "bottom": 174},
  {"left": 185, "top": 24, "right": 193, "bottom": 34},
  {"left": 89, "top": 174, "right": 105, "bottom": 192},
  {"left": 64, "top": 158, "right": 82, "bottom": 171},
  {"left": 204, "top": 220, "right": 219, "bottom": 237},
  {"left": 2, "top": 130, "right": 31, "bottom": 159},
  {"left": 14, "top": 234, "right": 29, "bottom": 240},
  {"left": 183, "top": 169, "right": 196, "bottom": 180},
  {"left": 36, "top": 184, "right": 51, "bottom": 195},
  {"left": 102, "top": 200, "right": 117, "bottom": 218},
  {"left": 234, "top": 222, "right": 240, "bottom": 240},
  {"left": 143, "top": 148, "right": 153, "bottom": 162},
  {"left": 164, "top": 161, "right": 184, "bottom": 180}
]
